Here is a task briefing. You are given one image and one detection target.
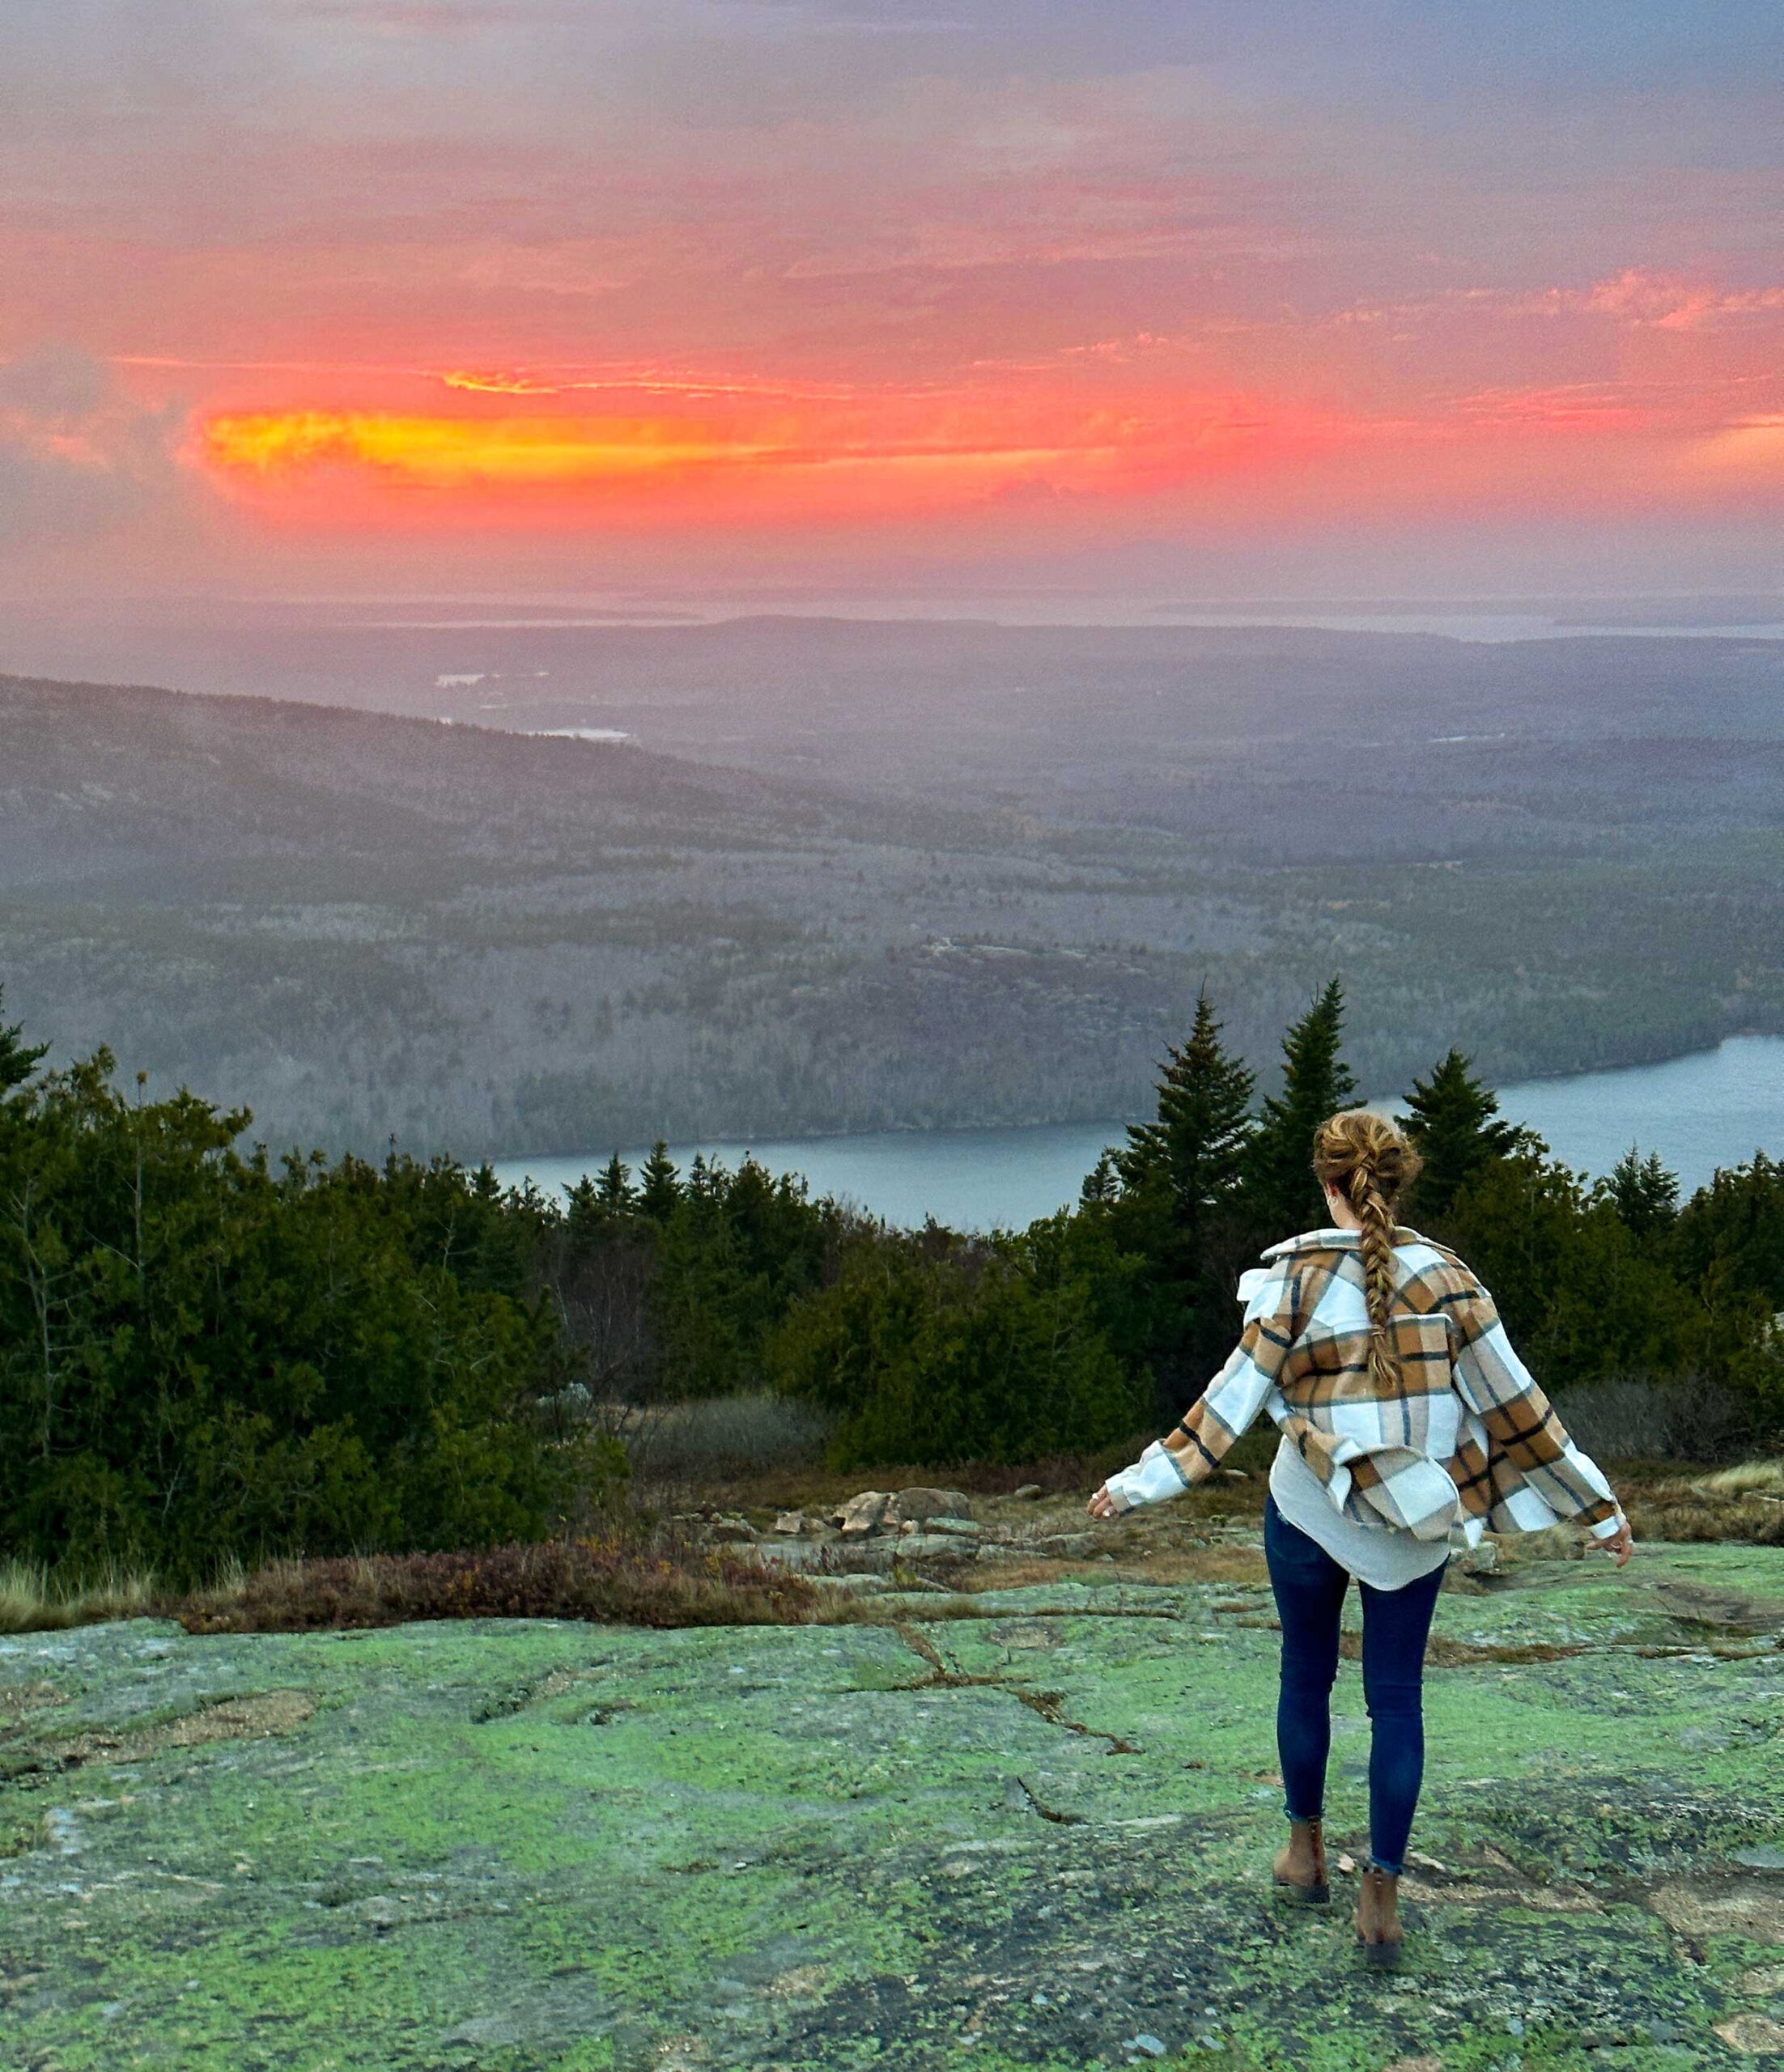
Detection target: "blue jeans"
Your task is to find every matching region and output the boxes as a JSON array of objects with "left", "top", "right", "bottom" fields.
[{"left": 1262, "top": 1492, "right": 1447, "bottom": 1877}]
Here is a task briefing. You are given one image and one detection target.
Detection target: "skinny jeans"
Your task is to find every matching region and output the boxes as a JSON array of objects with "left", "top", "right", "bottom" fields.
[{"left": 1262, "top": 1492, "right": 1447, "bottom": 1876}]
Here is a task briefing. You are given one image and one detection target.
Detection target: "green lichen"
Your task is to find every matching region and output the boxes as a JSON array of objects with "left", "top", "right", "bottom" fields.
[{"left": 0, "top": 1546, "right": 1779, "bottom": 2068}]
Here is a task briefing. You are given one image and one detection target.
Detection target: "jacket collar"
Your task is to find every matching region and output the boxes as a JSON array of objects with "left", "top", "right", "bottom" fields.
[{"left": 1261, "top": 1224, "right": 1426, "bottom": 1261}]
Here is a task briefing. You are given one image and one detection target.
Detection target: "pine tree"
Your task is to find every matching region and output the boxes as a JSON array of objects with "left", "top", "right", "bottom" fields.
[
  {"left": 1079, "top": 1150, "right": 1119, "bottom": 1207},
  {"left": 636, "top": 1140, "right": 682, "bottom": 1221},
  {"left": 1101, "top": 992, "right": 1259, "bottom": 1404},
  {"left": 596, "top": 1153, "right": 635, "bottom": 1213},
  {"left": 1115, "top": 991, "right": 1256, "bottom": 1237},
  {"left": 564, "top": 1175, "right": 605, "bottom": 1247},
  {"left": 1400, "top": 1047, "right": 1519, "bottom": 1222},
  {"left": 1244, "top": 979, "right": 1359, "bottom": 1237},
  {"left": 0, "top": 989, "right": 49, "bottom": 1095},
  {"left": 1603, "top": 1146, "right": 1680, "bottom": 1239}
]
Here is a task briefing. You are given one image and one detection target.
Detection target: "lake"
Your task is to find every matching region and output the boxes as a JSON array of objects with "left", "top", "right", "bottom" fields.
[{"left": 494, "top": 1034, "right": 1784, "bottom": 1231}]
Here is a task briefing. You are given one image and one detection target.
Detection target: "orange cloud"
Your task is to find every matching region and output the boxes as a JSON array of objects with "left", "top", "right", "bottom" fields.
[
  {"left": 198, "top": 387, "right": 1346, "bottom": 526},
  {"left": 203, "top": 410, "right": 769, "bottom": 486},
  {"left": 192, "top": 352, "right": 1784, "bottom": 540}
]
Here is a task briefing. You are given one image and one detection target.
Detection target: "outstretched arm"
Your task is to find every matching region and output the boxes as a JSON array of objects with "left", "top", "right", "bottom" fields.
[
  {"left": 1090, "top": 1261, "right": 1299, "bottom": 1518},
  {"left": 1451, "top": 1280, "right": 1633, "bottom": 1565}
]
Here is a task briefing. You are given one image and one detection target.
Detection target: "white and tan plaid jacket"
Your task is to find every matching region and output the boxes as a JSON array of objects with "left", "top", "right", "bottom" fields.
[{"left": 1107, "top": 1225, "right": 1624, "bottom": 1546}]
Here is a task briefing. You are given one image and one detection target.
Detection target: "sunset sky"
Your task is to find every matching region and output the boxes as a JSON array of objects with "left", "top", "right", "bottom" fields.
[{"left": 2, "top": 0, "right": 1781, "bottom": 601}]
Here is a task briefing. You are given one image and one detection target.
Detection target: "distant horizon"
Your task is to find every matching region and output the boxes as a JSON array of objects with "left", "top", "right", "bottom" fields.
[{"left": 6, "top": 584, "right": 1784, "bottom": 622}]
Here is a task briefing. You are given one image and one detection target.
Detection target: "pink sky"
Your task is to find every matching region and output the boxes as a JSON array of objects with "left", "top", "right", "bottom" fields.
[{"left": 2, "top": 2, "right": 1780, "bottom": 601}]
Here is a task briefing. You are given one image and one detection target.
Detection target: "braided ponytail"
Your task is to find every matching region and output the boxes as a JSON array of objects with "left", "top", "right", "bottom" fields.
[{"left": 1311, "top": 1110, "right": 1422, "bottom": 1391}]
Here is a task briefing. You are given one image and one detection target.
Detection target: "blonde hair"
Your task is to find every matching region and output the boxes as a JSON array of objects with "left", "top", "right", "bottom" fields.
[{"left": 1311, "top": 1110, "right": 1423, "bottom": 1391}]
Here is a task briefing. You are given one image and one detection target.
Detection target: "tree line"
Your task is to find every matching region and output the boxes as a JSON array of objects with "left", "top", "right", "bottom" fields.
[{"left": 3, "top": 982, "right": 1780, "bottom": 1578}]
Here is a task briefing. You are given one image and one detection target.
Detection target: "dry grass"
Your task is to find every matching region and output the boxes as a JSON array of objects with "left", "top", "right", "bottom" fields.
[
  {"left": 1620, "top": 1458, "right": 1784, "bottom": 1547},
  {"left": 0, "top": 1560, "right": 159, "bottom": 1635},
  {"left": 1694, "top": 1458, "right": 1784, "bottom": 1497}
]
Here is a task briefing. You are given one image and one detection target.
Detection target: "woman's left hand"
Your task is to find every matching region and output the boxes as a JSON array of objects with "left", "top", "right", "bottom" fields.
[{"left": 1087, "top": 1483, "right": 1119, "bottom": 1520}]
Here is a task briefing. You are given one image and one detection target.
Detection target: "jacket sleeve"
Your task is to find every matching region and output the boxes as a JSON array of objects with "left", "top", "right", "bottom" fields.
[
  {"left": 1449, "top": 1280, "right": 1623, "bottom": 1535},
  {"left": 1103, "top": 1259, "right": 1299, "bottom": 1513}
]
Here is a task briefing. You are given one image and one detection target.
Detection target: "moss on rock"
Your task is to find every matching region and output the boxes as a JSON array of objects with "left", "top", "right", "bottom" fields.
[{"left": 0, "top": 1543, "right": 1780, "bottom": 2069}]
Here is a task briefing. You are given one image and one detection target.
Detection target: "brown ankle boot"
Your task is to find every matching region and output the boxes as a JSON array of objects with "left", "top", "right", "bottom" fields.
[
  {"left": 1354, "top": 1863, "right": 1403, "bottom": 1968},
  {"left": 1272, "top": 1818, "right": 1329, "bottom": 1904}
]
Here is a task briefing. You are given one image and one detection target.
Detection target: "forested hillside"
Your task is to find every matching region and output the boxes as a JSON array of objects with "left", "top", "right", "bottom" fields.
[
  {"left": 2, "top": 624, "right": 1783, "bottom": 1156},
  {"left": 4, "top": 982, "right": 1779, "bottom": 1581}
]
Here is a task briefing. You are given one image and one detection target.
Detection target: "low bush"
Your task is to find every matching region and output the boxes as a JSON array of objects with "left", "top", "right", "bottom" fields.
[{"left": 173, "top": 1532, "right": 821, "bottom": 1634}]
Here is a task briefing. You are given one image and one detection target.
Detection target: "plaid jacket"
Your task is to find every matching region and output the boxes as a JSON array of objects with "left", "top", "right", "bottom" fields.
[{"left": 1106, "top": 1226, "right": 1623, "bottom": 1545}]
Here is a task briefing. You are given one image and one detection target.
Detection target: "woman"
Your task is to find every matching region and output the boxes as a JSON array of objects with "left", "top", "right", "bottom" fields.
[{"left": 1089, "top": 1110, "right": 1633, "bottom": 1968}]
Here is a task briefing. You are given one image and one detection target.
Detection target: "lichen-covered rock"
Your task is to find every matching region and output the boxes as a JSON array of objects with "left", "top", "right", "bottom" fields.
[
  {"left": 1, "top": 1540, "right": 1780, "bottom": 2069},
  {"left": 773, "top": 1510, "right": 806, "bottom": 1535},
  {"left": 894, "top": 1532, "right": 979, "bottom": 1561}
]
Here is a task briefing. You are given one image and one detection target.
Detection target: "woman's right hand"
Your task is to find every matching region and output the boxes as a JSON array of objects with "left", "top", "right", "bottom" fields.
[
  {"left": 1591, "top": 1517, "right": 1635, "bottom": 1568},
  {"left": 1087, "top": 1483, "right": 1119, "bottom": 1520}
]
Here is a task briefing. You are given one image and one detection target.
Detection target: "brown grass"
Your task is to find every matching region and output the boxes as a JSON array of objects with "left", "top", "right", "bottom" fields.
[
  {"left": 174, "top": 1534, "right": 822, "bottom": 1635},
  {"left": 0, "top": 1560, "right": 159, "bottom": 1634}
]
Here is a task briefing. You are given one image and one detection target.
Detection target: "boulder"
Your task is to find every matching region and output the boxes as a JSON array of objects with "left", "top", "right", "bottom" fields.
[
  {"left": 707, "top": 1517, "right": 758, "bottom": 1544},
  {"left": 772, "top": 1511, "right": 806, "bottom": 1536},
  {"left": 835, "top": 1490, "right": 892, "bottom": 1537},
  {"left": 1012, "top": 1484, "right": 1044, "bottom": 1501},
  {"left": 886, "top": 1487, "right": 972, "bottom": 1527},
  {"left": 920, "top": 1515, "right": 982, "bottom": 1539}
]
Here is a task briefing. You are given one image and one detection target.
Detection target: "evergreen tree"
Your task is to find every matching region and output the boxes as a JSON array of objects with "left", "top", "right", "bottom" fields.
[
  {"left": 637, "top": 1140, "right": 682, "bottom": 1221},
  {"left": 1244, "top": 979, "right": 1359, "bottom": 1237},
  {"left": 0, "top": 988, "right": 48, "bottom": 1096},
  {"left": 1115, "top": 992, "right": 1256, "bottom": 1235},
  {"left": 564, "top": 1154, "right": 639, "bottom": 1249},
  {"left": 1079, "top": 1151, "right": 1119, "bottom": 1207},
  {"left": 564, "top": 1175, "right": 606, "bottom": 1247},
  {"left": 1603, "top": 1146, "right": 1680, "bottom": 1240},
  {"left": 1400, "top": 1047, "right": 1519, "bottom": 1222},
  {"left": 1671, "top": 1152, "right": 1784, "bottom": 1308},
  {"left": 1104, "top": 991, "right": 1258, "bottom": 1403},
  {"left": 596, "top": 1153, "right": 635, "bottom": 1214}
]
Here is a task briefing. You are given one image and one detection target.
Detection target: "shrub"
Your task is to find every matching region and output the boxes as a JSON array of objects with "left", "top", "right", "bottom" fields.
[
  {"left": 173, "top": 1533, "right": 819, "bottom": 1633},
  {"left": 771, "top": 1213, "right": 1147, "bottom": 1469},
  {"left": 0, "top": 1037, "right": 617, "bottom": 1582}
]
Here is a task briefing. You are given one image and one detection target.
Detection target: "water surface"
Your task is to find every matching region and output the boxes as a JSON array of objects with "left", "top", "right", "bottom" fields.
[{"left": 495, "top": 1034, "right": 1784, "bottom": 1230}]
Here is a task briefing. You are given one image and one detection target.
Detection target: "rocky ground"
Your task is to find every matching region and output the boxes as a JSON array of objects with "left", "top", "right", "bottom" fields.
[{"left": 2, "top": 1522, "right": 1782, "bottom": 2071}]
